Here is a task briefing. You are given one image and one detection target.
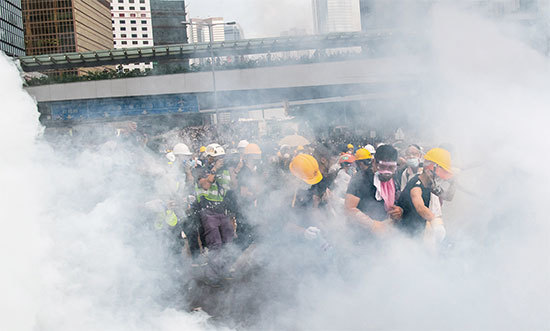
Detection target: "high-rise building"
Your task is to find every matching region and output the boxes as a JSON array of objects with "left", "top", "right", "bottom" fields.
[
  {"left": 22, "top": 0, "right": 113, "bottom": 56},
  {"left": 150, "top": 0, "right": 187, "bottom": 45},
  {"left": 1, "top": 0, "right": 25, "bottom": 56},
  {"left": 312, "top": 0, "right": 361, "bottom": 34},
  {"left": 224, "top": 23, "right": 243, "bottom": 41},
  {"left": 187, "top": 17, "right": 225, "bottom": 43},
  {"left": 110, "top": 0, "right": 154, "bottom": 70}
]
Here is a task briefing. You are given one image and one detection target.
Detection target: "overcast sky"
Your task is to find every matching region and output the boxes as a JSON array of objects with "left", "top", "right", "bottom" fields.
[{"left": 185, "top": 0, "right": 314, "bottom": 38}]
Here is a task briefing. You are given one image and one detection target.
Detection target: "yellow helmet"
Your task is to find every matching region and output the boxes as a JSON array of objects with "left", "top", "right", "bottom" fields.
[
  {"left": 347, "top": 144, "right": 354, "bottom": 149},
  {"left": 355, "top": 148, "right": 373, "bottom": 161},
  {"left": 424, "top": 148, "right": 452, "bottom": 174},
  {"left": 289, "top": 154, "right": 323, "bottom": 185},
  {"left": 199, "top": 146, "right": 206, "bottom": 153}
]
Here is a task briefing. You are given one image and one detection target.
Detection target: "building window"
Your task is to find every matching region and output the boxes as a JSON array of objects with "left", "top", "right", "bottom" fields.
[
  {"left": 118, "top": 6, "right": 124, "bottom": 10},
  {"left": 120, "top": 20, "right": 126, "bottom": 24},
  {"left": 141, "top": 20, "right": 147, "bottom": 24},
  {"left": 132, "top": 41, "right": 138, "bottom": 45},
  {"left": 118, "top": 0, "right": 123, "bottom": 3},
  {"left": 122, "top": 41, "right": 127, "bottom": 45},
  {"left": 121, "top": 27, "right": 126, "bottom": 31},
  {"left": 131, "top": 27, "right": 137, "bottom": 31},
  {"left": 142, "top": 34, "right": 148, "bottom": 38},
  {"left": 114, "top": 41, "right": 117, "bottom": 45},
  {"left": 139, "top": 0, "right": 145, "bottom": 3},
  {"left": 129, "top": 6, "right": 135, "bottom": 10},
  {"left": 142, "top": 27, "right": 147, "bottom": 31},
  {"left": 141, "top": 14, "right": 146, "bottom": 17},
  {"left": 130, "top": 20, "right": 136, "bottom": 24},
  {"left": 130, "top": 13, "right": 136, "bottom": 17},
  {"left": 143, "top": 41, "right": 149, "bottom": 45},
  {"left": 140, "top": 7, "right": 145, "bottom": 10},
  {"left": 119, "top": 13, "right": 125, "bottom": 17}
]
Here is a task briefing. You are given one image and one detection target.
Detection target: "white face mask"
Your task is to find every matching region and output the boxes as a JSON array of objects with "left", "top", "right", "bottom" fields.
[{"left": 406, "top": 158, "right": 420, "bottom": 168}]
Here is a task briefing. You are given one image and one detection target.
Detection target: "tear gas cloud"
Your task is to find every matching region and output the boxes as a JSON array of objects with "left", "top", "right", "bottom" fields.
[{"left": 1, "top": 1, "right": 550, "bottom": 330}]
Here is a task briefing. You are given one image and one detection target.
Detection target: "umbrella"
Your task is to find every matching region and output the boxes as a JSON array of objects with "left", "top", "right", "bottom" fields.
[{"left": 279, "top": 134, "right": 310, "bottom": 147}]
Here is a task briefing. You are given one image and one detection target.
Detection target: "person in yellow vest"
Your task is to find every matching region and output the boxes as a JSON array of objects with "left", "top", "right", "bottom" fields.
[
  {"left": 195, "top": 143, "right": 233, "bottom": 248},
  {"left": 194, "top": 143, "right": 235, "bottom": 283}
]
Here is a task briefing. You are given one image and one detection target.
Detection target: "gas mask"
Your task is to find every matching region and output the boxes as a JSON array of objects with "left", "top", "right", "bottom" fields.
[
  {"left": 375, "top": 160, "right": 397, "bottom": 182},
  {"left": 432, "top": 175, "right": 451, "bottom": 196}
]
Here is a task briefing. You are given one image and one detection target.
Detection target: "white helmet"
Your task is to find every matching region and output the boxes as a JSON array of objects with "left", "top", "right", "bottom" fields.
[
  {"left": 237, "top": 140, "right": 249, "bottom": 149},
  {"left": 364, "top": 144, "right": 376, "bottom": 155},
  {"left": 173, "top": 143, "right": 192, "bottom": 156},
  {"left": 363, "top": 144, "right": 376, "bottom": 155},
  {"left": 205, "top": 143, "right": 225, "bottom": 157}
]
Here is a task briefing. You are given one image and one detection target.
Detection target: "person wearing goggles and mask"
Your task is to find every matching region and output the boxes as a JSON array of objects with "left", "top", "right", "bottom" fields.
[
  {"left": 396, "top": 148, "right": 453, "bottom": 241},
  {"left": 331, "top": 153, "right": 356, "bottom": 205},
  {"left": 345, "top": 145, "right": 403, "bottom": 235},
  {"left": 399, "top": 144, "right": 423, "bottom": 192}
]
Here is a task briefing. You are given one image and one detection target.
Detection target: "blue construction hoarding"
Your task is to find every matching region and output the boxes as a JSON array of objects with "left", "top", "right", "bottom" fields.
[{"left": 46, "top": 94, "right": 199, "bottom": 121}]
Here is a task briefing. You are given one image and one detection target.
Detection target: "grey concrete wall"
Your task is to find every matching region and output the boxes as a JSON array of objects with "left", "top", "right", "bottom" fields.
[{"left": 25, "top": 57, "right": 421, "bottom": 102}]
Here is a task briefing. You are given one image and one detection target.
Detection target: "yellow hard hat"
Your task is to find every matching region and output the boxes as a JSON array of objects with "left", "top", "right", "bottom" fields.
[
  {"left": 355, "top": 148, "right": 373, "bottom": 161},
  {"left": 289, "top": 154, "right": 323, "bottom": 185},
  {"left": 424, "top": 148, "right": 452, "bottom": 174},
  {"left": 199, "top": 146, "right": 206, "bottom": 153},
  {"left": 347, "top": 144, "right": 354, "bottom": 149},
  {"left": 244, "top": 143, "right": 262, "bottom": 155}
]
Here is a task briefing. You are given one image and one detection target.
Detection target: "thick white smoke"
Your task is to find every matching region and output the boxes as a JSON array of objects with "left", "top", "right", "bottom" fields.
[
  {"left": 2, "top": 2, "right": 550, "bottom": 331},
  {"left": 0, "top": 55, "right": 224, "bottom": 331},
  {"left": 259, "top": 4, "right": 550, "bottom": 330}
]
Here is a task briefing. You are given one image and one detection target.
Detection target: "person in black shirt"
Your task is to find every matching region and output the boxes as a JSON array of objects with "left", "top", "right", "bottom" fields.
[
  {"left": 396, "top": 147, "right": 453, "bottom": 238},
  {"left": 345, "top": 145, "right": 403, "bottom": 234}
]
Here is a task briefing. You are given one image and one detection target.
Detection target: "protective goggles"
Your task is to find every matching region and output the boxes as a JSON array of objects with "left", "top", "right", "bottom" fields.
[{"left": 376, "top": 160, "right": 397, "bottom": 173}]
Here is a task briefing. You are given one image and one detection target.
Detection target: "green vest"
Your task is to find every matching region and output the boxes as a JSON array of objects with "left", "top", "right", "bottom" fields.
[
  {"left": 154, "top": 209, "right": 178, "bottom": 230},
  {"left": 195, "top": 169, "right": 231, "bottom": 202}
]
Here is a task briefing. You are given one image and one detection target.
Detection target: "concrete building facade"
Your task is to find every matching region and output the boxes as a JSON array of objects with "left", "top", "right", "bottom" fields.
[
  {"left": 313, "top": 0, "right": 361, "bottom": 34},
  {"left": 187, "top": 17, "right": 225, "bottom": 43},
  {"left": 110, "top": 0, "right": 154, "bottom": 70}
]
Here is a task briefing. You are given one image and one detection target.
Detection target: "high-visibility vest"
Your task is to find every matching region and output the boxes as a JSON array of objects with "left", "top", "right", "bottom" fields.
[
  {"left": 154, "top": 209, "right": 178, "bottom": 230},
  {"left": 195, "top": 169, "right": 231, "bottom": 203}
]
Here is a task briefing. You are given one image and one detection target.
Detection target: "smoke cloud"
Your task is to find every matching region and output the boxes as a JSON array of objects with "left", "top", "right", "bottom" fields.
[{"left": 2, "top": 1, "right": 550, "bottom": 331}]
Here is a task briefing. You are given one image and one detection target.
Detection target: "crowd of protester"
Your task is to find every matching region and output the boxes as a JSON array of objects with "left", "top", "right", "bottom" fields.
[{"left": 69, "top": 120, "right": 457, "bottom": 316}]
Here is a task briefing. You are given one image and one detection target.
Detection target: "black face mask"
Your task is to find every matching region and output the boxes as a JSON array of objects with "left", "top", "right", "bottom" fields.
[{"left": 378, "top": 173, "right": 393, "bottom": 182}]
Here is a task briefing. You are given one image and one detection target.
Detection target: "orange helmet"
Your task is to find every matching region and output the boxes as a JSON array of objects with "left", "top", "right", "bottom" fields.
[
  {"left": 244, "top": 143, "right": 262, "bottom": 155},
  {"left": 339, "top": 153, "right": 356, "bottom": 164}
]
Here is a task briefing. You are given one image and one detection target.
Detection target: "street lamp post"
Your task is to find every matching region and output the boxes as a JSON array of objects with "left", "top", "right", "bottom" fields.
[{"left": 182, "top": 20, "right": 236, "bottom": 128}]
